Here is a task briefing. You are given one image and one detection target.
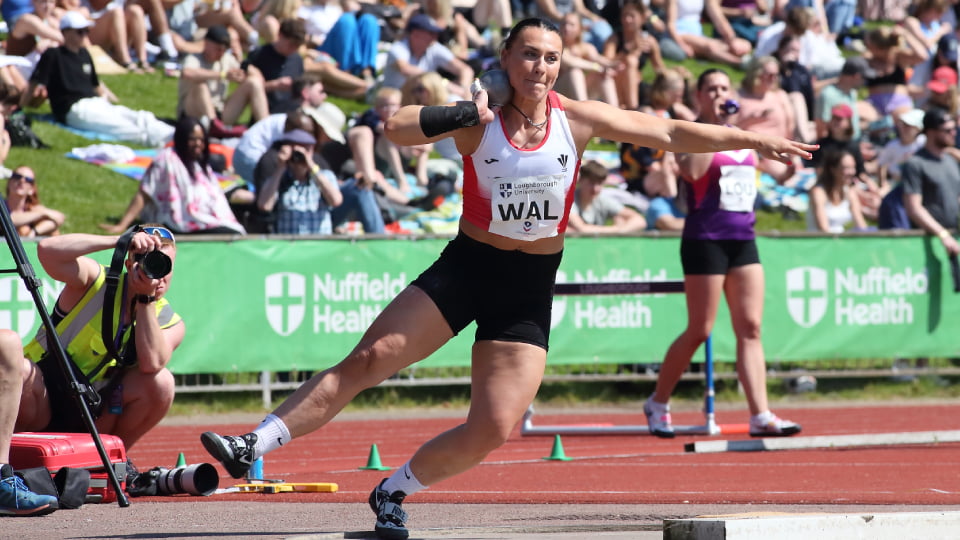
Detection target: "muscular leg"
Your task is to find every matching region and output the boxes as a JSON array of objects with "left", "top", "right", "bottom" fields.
[
  {"left": 94, "top": 368, "right": 175, "bottom": 450},
  {"left": 0, "top": 331, "right": 26, "bottom": 462},
  {"left": 272, "top": 286, "right": 454, "bottom": 438},
  {"left": 408, "top": 340, "right": 545, "bottom": 485},
  {"left": 181, "top": 82, "right": 218, "bottom": 121},
  {"left": 652, "top": 273, "right": 725, "bottom": 403},
  {"left": 222, "top": 73, "right": 268, "bottom": 124},
  {"left": 724, "top": 263, "right": 767, "bottom": 415}
]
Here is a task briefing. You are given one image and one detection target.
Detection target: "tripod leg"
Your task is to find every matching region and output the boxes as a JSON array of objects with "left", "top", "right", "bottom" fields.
[{"left": 0, "top": 204, "right": 130, "bottom": 508}]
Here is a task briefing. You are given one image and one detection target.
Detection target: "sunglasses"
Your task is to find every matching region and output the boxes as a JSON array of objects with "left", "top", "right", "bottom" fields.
[
  {"left": 71, "top": 27, "right": 90, "bottom": 35},
  {"left": 11, "top": 172, "right": 34, "bottom": 184},
  {"left": 138, "top": 225, "right": 176, "bottom": 244}
]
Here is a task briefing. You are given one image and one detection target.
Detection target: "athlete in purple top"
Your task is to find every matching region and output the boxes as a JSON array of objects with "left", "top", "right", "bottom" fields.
[{"left": 644, "top": 68, "right": 807, "bottom": 439}]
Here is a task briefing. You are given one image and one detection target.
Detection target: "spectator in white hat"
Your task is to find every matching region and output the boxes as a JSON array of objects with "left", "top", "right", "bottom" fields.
[{"left": 20, "top": 11, "right": 175, "bottom": 146}]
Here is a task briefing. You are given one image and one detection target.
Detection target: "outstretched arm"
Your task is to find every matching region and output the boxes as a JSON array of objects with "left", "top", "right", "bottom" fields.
[{"left": 564, "top": 96, "right": 817, "bottom": 165}]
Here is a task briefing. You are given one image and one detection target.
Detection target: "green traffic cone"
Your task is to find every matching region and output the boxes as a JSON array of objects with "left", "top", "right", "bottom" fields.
[
  {"left": 359, "top": 444, "right": 391, "bottom": 470},
  {"left": 543, "top": 434, "right": 573, "bottom": 461},
  {"left": 175, "top": 452, "right": 186, "bottom": 468}
]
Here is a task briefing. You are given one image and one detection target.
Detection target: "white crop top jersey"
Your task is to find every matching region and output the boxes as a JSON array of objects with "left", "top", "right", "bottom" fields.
[{"left": 462, "top": 91, "right": 580, "bottom": 241}]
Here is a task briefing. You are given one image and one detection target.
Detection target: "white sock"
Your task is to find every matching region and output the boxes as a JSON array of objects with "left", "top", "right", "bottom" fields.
[
  {"left": 252, "top": 414, "right": 292, "bottom": 456},
  {"left": 646, "top": 395, "right": 669, "bottom": 412},
  {"left": 751, "top": 410, "right": 775, "bottom": 425},
  {"left": 157, "top": 32, "right": 178, "bottom": 58},
  {"left": 381, "top": 462, "right": 427, "bottom": 496}
]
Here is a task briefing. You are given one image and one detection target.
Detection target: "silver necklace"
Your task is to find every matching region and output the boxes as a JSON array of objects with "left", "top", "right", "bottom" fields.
[{"left": 510, "top": 103, "right": 548, "bottom": 130}]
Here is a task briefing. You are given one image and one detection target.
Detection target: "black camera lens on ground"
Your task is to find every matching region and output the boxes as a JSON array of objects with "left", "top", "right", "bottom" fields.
[
  {"left": 135, "top": 249, "right": 172, "bottom": 279},
  {"left": 155, "top": 463, "right": 219, "bottom": 496}
]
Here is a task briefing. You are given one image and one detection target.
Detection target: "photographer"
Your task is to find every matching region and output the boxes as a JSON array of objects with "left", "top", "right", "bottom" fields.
[
  {"left": 256, "top": 128, "right": 343, "bottom": 235},
  {"left": 0, "top": 227, "right": 185, "bottom": 507}
]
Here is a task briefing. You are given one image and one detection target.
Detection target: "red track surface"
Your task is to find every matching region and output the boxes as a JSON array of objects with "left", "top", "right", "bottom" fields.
[{"left": 130, "top": 403, "right": 960, "bottom": 506}]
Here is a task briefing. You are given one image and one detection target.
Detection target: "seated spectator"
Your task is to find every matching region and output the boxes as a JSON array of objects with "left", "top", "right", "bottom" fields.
[
  {"left": 194, "top": 0, "right": 259, "bottom": 53},
  {"left": 664, "top": 0, "right": 751, "bottom": 68},
  {"left": 131, "top": 0, "right": 181, "bottom": 62},
  {"left": 640, "top": 67, "right": 696, "bottom": 121},
  {"left": 807, "top": 149, "right": 868, "bottom": 232},
  {"left": 363, "top": 87, "right": 421, "bottom": 189},
  {"left": 233, "top": 73, "right": 333, "bottom": 185},
  {"left": 814, "top": 56, "right": 869, "bottom": 140},
  {"left": 808, "top": 104, "right": 883, "bottom": 220},
  {"left": 347, "top": 86, "right": 431, "bottom": 222},
  {"left": 876, "top": 108, "right": 926, "bottom": 186},
  {"left": 415, "top": 0, "right": 487, "bottom": 61},
  {"left": 567, "top": 160, "right": 647, "bottom": 234},
  {"left": 646, "top": 194, "right": 685, "bottom": 231},
  {"left": 601, "top": 1, "right": 664, "bottom": 111},
  {"left": 720, "top": 0, "right": 772, "bottom": 46},
  {"left": 253, "top": 105, "right": 383, "bottom": 234},
  {"left": 256, "top": 128, "right": 343, "bottom": 234},
  {"left": 380, "top": 14, "right": 474, "bottom": 98},
  {"left": 863, "top": 25, "right": 927, "bottom": 118},
  {"left": 557, "top": 12, "right": 620, "bottom": 107},
  {"left": 244, "top": 18, "right": 306, "bottom": 114},
  {"left": 4, "top": 166, "right": 65, "bottom": 236},
  {"left": 102, "top": 116, "right": 246, "bottom": 235},
  {"left": 60, "top": 0, "right": 152, "bottom": 72},
  {"left": 924, "top": 65, "right": 959, "bottom": 119},
  {"left": 302, "top": 4, "right": 378, "bottom": 100},
  {"left": 178, "top": 25, "right": 269, "bottom": 139},
  {"left": 734, "top": 56, "right": 800, "bottom": 183},
  {"left": 534, "top": 0, "right": 613, "bottom": 53},
  {"left": 251, "top": 0, "right": 302, "bottom": 44},
  {"left": 399, "top": 71, "right": 461, "bottom": 165},
  {"left": 164, "top": 0, "right": 210, "bottom": 56},
  {"left": 20, "top": 12, "right": 175, "bottom": 147},
  {"left": 755, "top": 5, "right": 844, "bottom": 80},
  {"left": 774, "top": 33, "right": 816, "bottom": 143},
  {"left": 6, "top": 0, "right": 63, "bottom": 92},
  {"left": 903, "top": 0, "right": 953, "bottom": 88}
]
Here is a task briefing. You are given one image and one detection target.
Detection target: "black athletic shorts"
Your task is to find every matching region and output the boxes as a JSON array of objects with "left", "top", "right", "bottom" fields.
[
  {"left": 680, "top": 238, "right": 760, "bottom": 275},
  {"left": 412, "top": 233, "right": 563, "bottom": 350}
]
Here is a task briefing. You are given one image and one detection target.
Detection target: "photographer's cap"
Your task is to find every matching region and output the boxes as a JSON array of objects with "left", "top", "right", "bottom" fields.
[{"left": 279, "top": 129, "right": 316, "bottom": 146}]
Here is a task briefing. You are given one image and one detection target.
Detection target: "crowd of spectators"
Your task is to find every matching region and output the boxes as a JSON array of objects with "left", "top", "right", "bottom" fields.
[{"left": 0, "top": 0, "right": 957, "bottom": 241}]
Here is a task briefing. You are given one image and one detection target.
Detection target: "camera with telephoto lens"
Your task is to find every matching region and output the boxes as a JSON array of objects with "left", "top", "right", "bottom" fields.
[
  {"left": 721, "top": 99, "right": 740, "bottom": 115},
  {"left": 291, "top": 149, "right": 306, "bottom": 164},
  {"left": 135, "top": 249, "right": 172, "bottom": 279},
  {"left": 155, "top": 463, "right": 219, "bottom": 496}
]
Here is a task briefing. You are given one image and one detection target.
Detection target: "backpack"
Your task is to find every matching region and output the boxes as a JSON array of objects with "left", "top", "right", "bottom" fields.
[{"left": 6, "top": 112, "right": 49, "bottom": 149}]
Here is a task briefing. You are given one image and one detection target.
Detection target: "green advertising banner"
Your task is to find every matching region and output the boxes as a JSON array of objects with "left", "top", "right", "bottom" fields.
[{"left": 1, "top": 235, "right": 958, "bottom": 374}]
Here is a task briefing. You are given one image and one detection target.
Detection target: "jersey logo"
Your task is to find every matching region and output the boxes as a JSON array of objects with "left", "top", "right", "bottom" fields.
[
  {"left": 498, "top": 182, "right": 513, "bottom": 198},
  {"left": 484, "top": 158, "right": 499, "bottom": 164},
  {"left": 723, "top": 149, "right": 753, "bottom": 163},
  {"left": 557, "top": 154, "right": 569, "bottom": 171}
]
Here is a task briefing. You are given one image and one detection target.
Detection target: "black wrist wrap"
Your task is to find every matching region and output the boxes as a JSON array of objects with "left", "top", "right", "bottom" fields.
[{"left": 419, "top": 101, "right": 480, "bottom": 137}]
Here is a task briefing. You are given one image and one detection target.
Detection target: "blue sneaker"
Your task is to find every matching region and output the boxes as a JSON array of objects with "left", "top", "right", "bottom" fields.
[
  {"left": 0, "top": 465, "right": 58, "bottom": 517},
  {"left": 368, "top": 479, "right": 409, "bottom": 540}
]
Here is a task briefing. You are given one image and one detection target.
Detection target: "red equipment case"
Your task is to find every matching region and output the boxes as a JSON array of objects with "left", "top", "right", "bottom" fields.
[{"left": 9, "top": 432, "right": 127, "bottom": 503}]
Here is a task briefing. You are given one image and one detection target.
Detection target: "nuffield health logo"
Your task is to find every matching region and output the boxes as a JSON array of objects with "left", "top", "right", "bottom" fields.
[
  {"left": 265, "top": 273, "right": 306, "bottom": 336},
  {"left": 786, "top": 267, "right": 828, "bottom": 328},
  {"left": 0, "top": 276, "right": 37, "bottom": 338}
]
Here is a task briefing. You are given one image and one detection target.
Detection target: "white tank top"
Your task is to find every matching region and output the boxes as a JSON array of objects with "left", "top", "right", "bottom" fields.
[{"left": 462, "top": 91, "right": 580, "bottom": 241}]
